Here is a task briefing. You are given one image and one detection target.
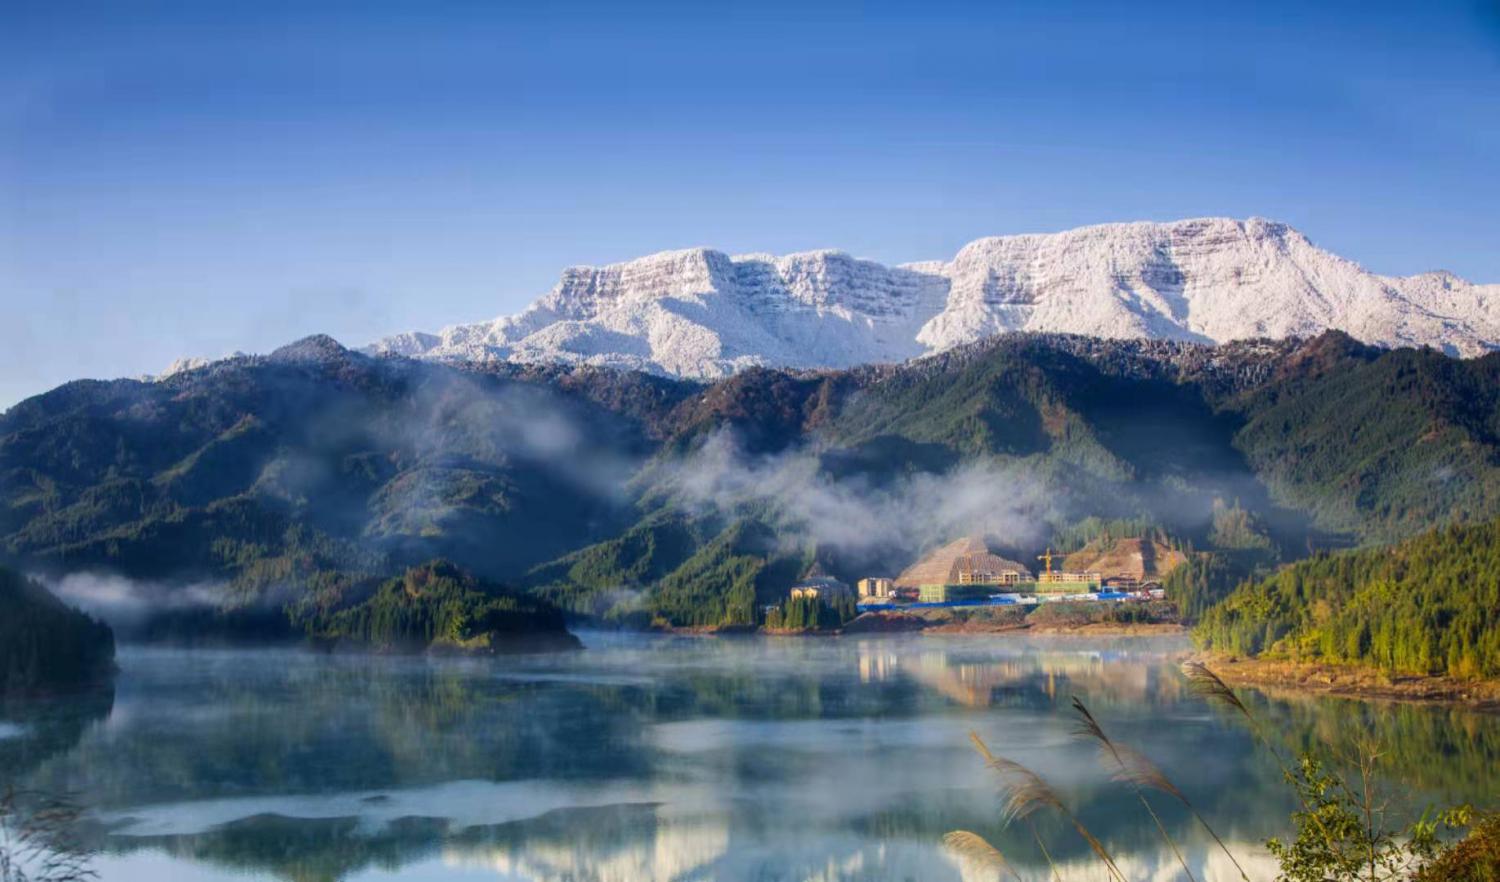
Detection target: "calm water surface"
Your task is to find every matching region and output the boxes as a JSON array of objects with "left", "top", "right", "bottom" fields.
[{"left": 2, "top": 633, "right": 1497, "bottom": 881}]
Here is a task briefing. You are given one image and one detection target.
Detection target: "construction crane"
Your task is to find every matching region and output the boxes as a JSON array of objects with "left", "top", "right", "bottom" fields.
[{"left": 1037, "top": 547, "right": 1055, "bottom": 582}]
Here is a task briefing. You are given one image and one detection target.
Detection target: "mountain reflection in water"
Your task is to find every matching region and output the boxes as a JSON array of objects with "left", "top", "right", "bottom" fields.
[{"left": 2, "top": 634, "right": 1497, "bottom": 882}]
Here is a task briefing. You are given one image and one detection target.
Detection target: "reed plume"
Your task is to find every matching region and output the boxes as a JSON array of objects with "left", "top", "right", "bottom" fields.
[
  {"left": 1076, "top": 696, "right": 1261, "bottom": 882},
  {"left": 1182, "top": 661, "right": 1298, "bottom": 774},
  {"left": 1071, "top": 697, "right": 1197, "bottom": 882},
  {"left": 942, "top": 831, "right": 1023, "bottom": 882},
  {"left": 969, "top": 733, "right": 1066, "bottom": 823},
  {"left": 1181, "top": 661, "right": 1252, "bottom": 722},
  {"left": 968, "top": 731, "right": 1131, "bottom": 882},
  {"left": 1182, "top": 660, "right": 1302, "bottom": 779},
  {"left": 1110, "top": 744, "right": 1182, "bottom": 798}
]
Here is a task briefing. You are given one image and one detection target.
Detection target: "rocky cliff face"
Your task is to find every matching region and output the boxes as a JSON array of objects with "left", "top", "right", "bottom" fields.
[{"left": 366, "top": 217, "right": 1500, "bottom": 377}]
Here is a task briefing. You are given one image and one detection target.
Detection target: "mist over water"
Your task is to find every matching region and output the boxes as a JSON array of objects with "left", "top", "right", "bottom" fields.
[{"left": 2, "top": 635, "right": 1497, "bottom": 882}]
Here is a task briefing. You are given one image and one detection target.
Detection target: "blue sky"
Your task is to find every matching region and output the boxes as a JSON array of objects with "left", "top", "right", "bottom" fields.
[{"left": 3, "top": 0, "right": 1499, "bottom": 407}]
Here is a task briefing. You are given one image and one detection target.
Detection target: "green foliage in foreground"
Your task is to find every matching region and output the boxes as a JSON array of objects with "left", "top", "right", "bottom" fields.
[
  {"left": 1415, "top": 812, "right": 1500, "bottom": 882},
  {"left": 0, "top": 568, "right": 114, "bottom": 694},
  {"left": 1197, "top": 518, "right": 1500, "bottom": 678},
  {"left": 303, "top": 560, "right": 573, "bottom": 652},
  {"left": 1268, "top": 753, "right": 1466, "bottom": 882}
]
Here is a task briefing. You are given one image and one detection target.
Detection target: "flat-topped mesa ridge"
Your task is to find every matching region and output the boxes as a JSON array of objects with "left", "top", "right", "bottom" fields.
[
  {"left": 549, "top": 248, "right": 739, "bottom": 314},
  {"left": 334, "top": 217, "right": 1494, "bottom": 377}
]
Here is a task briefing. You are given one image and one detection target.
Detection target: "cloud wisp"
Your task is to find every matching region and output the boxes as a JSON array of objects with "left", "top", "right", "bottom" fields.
[{"left": 658, "top": 430, "right": 1059, "bottom": 559}]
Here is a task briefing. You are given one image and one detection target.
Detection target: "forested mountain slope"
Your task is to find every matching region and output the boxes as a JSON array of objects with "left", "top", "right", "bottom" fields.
[
  {"left": 1197, "top": 517, "right": 1500, "bottom": 678},
  {"left": 4, "top": 331, "right": 1498, "bottom": 629}
]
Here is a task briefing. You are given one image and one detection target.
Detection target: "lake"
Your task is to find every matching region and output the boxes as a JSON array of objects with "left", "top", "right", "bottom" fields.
[{"left": 2, "top": 634, "right": 1497, "bottom": 881}]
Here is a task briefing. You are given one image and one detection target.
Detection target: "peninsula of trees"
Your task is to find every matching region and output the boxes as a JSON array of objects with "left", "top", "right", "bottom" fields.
[{"left": 1196, "top": 517, "right": 1500, "bottom": 679}]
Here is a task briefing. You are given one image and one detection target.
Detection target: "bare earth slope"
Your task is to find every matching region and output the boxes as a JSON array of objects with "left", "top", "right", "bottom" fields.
[{"left": 1063, "top": 538, "right": 1187, "bottom": 582}]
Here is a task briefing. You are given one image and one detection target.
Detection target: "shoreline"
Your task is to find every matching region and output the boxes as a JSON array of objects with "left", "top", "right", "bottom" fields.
[
  {"left": 661, "top": 614, "right": 1187, "bottom": 639},
  {"left": 838, "top": 607, "right": 1184, "bottom": 637},
  {"left": 1199, "top": 654, "right": 1500, "bottom": 710},
  {"left": 909, "top": 620, "right": 1185, "bottom": 637},
  {"left": 650, "top": 623, "right": 1500, "bottom": 710}
]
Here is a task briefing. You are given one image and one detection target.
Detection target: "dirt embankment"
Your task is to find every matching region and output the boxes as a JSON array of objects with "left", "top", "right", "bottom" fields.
[
  {"left": 1026, "top": 622, "right": 1187, "bottom": 636},
  {"left": 838, "top": 612, "right": 933, "bottom": 634},
  {"left": 1200, "top": 654, "right": 1500, "bottom": 709}
]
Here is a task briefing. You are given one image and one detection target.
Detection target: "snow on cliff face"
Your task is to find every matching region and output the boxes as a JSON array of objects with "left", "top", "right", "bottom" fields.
[{"left": 367, "top": 218, "right": 1500, "bottom": 376}]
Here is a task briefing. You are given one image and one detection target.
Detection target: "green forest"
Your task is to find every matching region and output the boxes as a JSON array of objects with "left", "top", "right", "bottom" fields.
[
  {"left": 765, "top": 592, "right": 859, "bottom": 631},
  {"left": 1196, "top": 517, "right": 1500, "bottom": 678},
  {"left": 298, "top": 560, "right": 578, "bottom": 652},
  {"left": 0, "top": 566, "right": 115, "bottom": 693}
]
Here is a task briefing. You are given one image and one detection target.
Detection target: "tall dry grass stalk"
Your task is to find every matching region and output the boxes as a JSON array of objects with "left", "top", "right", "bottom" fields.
[
  {"left": 943, "top": 732, "right": 1052, "bottom": 881},
  {"left": 949, "top": 662, "right": 1457, "bottom": 882},
  {"left": 967, "top": 731, "right": 1131, "bottom": 882},
  {"left": 1029, "top": 827, "right": 1063, "bottom": 882},
  {"left": 1182, "top": 660, "right": 1366, "bottom": 877},
  {"left": 1182, "top": 661, "right": 1305, "bottom": 789},
  {"left": 1180, "top": 662, "right": 1252, "bottom": 721},
  {"left": 1072, "top": 696, "right": 1252, "bottom": 882},
  {"left": 1070, "top": 697, "right": 1197, "bottom": 882}
]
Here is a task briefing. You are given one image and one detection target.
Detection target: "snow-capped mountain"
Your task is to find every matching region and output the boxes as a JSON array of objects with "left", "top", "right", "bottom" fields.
[{"left": 366, "top": 217, "right": 1500, "bottom": 377}]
